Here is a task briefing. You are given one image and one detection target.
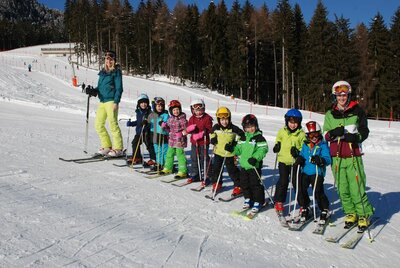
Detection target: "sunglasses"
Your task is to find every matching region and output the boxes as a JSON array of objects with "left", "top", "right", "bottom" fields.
[
  {"left": 218, "top": 112, "right": 230, "bottom": 119},
  {"left": 308, "top": 132, "right": 320, "bottom": 139},
  {"left": 105, "top": 51, "right": 116, "bottom": 58},
  {"left": 333, "top": 85, "right": 350, "bottom": 95},
  {"left": 193, "top": 104, "right": 204, "bottom": 110}
]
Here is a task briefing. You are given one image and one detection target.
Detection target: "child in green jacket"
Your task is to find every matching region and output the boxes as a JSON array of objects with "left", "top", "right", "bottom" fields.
[{"left": 226, "top": 114, "right": 268, "bottom": 213}]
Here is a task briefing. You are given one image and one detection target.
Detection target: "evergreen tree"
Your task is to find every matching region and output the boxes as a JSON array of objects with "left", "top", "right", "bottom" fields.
[
  {"left": 368, "top": 13, "right": 391, "bottom": 118},
  {"left": 303, "top": 0, "right": 335, "bottom": 111},
  {"left": 226, "top": 0, "right": 246, "bottom": 100},
  {"left": 389, "top": 7, "right": 400, "bottom": 118},
  {"left": 354, "top": 23, "right": 375, "bottom": 114}
]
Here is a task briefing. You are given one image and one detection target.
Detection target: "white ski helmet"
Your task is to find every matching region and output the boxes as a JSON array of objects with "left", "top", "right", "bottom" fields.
[
  {"left": 332, "top": 81, "right": 352, "bottom": 95},
  {"left": 190, "top": 99, "right": 205, "bottom": 113}
]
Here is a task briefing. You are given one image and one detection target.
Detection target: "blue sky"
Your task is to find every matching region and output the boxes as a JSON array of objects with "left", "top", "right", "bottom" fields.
[{"left": 38, "top": 0, "right": 399, "bottom": 28}]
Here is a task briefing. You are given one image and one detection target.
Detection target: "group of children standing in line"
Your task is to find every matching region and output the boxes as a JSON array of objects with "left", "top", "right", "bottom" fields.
[{"left": 88, "top": 52, "right": 373, "bottom": 231}]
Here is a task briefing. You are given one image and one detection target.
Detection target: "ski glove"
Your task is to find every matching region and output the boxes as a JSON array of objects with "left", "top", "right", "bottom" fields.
[
  {"left": 290, "top": 146, "right": 299, "bottom": 158},
  {"left": 126, "top": 119, "right": 135, "bottom": 127},
  {"left": 329, "top": 126, "right": 345, "bottom": 137},
  {"left": 192, "top": 131, "right": 204, "bottom": 141},
  {"left": 159, "top": 121, "right": 167, "bottom": 128},
  {"left": 240, "top": 134, "right": 246, "bottom": 141},
  {"left": 294, "top": 156, "right": 305, "bottom": 166},
  {"left": 344, "top": 133, "right": 359, "bottom": 143},
  {"left": 142, "top": 119, "right": 148, "bottom": 126},
  {"left": 248, "top": 157, "right": 257, "bottom": 166},
  {"left": 210, "top": 136, "right": 217, "bottom": 145},
  {"left": 273, "top": 142, "right": 281, "bottom": 153},
  {"left": 85, "top": 85, "right": 98, "bottom": 97},
  {"left": 224, "top": 143, "right": 235, "bottom": 153},
  {"left": 186, "top": 124, "right": 197, "bottom": 133},
  {"left": 310, "top": 155, "right": 325, "bottom": 167}
]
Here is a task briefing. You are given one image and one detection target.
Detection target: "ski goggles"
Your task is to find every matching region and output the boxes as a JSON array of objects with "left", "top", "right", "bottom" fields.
[
  {"left": 192, "top": 103, "right": 204, "bottom": 110},
  {"left": 333, "top": 85, "right": 350, "bottom": 95},
  {"left": 217, "top": 112, "right": 230, "bottom": 119},
  {"left": 307, "top": 132, "right": 320, "bottom": 139}
]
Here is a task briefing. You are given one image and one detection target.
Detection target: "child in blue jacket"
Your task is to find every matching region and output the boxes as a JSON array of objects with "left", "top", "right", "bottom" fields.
[
  {"left": 293, "top": 121, "right": 331, "bottom": 224},
  {"left": 126, "top": 93, "right": 156, "bottom": 165}
]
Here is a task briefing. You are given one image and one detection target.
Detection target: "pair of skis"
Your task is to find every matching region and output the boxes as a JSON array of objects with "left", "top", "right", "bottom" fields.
[
  {"left": 325, "top": 217, "right": 378, "bottom": 249},
  {"left": 231, "top": 200, "right": 270, "bottom": 220},
  {"left": 59, "top": 153, "right": 125, "bottom": 163}
]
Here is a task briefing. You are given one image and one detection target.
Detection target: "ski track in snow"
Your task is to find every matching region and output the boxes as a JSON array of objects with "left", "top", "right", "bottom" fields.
[{"left": 0, "top": 44, "right": 399, "bottom": 267}]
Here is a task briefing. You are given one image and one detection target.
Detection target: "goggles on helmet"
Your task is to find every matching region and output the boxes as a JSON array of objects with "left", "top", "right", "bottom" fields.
[
  {"left": 192, "top": 103, "right": 204, "bottom": 110},
  {"left": 217, "top": 112, "right": 230, "bottom": 119},
  {"left": 333, "top": 85, "right": 350, "bottom": 95}
]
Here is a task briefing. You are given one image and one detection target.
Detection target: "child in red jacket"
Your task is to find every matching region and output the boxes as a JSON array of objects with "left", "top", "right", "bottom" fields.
[{"left": 184, "top": 99, "right": 213, "bottom": 187}]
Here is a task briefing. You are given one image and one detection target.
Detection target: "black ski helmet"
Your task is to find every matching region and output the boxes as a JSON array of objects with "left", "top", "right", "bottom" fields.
[{"left": 241, "top": 114, "right": 259, "bottom": 130}]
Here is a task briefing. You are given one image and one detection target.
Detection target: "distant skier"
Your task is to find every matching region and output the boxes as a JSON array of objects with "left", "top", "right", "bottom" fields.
[
  {"left": 323, "top": 80, "right": 374, "bottom": 232},
  {"left": 28, "top": 64, "right": 32, "bottom": 72}
]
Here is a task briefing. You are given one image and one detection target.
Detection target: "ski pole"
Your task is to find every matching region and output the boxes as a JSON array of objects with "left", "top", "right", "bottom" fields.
[
  {"left": 157, "top": 130, "right": 162, "bottom": 173},
  {"left": 311, "top": 147, "right": 319, "bottom": 222},
  {"left": 334, "top": 136, "right": 341, "bottom": 188},
  {"left": 212, "top": 154, "right": 227, "bottom": 200},
  {"left": 203, "top": 135, "right": 207, "bottom": 184},
  {"left": 254, "top": 167, "right": 274, "bottom": 205},
  {"left": 270, "top": 153, "right": 278, "bottom": 199},
  {"left": 118, "top": 118, "right": 131, "bottom": 160},
  {"left": 196, "top": 142, "right": 202, "bottom": 183},
  {"left": 83, "top": 94, "right": 90, "bottom": 154},
  {"left": 292, "top": 164, "right": 301, "bottom": 222},
  {"left": 349, "top": 143, "right": 373, "bottom": 241},
  {"left": 130, "top": 126, "right": 144, "bottom": 168},
  {"left": 312, "top": 165, "right": 318, "bottom": 222},
  {"left": 288, "top": 158, "right": 295, "bottom": 218}
]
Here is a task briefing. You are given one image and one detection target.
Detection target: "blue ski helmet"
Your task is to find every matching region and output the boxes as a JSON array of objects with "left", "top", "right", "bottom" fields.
[
  {"left": 137, "top": 93, "right": 149, "bottom": 109},
  {"left": 284, "top": 109, "right": 302, "bottom": 128}
]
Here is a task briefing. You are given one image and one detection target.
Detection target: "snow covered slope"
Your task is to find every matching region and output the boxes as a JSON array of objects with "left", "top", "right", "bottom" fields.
[{"left": 0, "top": 44, "right": 399, "bottom": 267}]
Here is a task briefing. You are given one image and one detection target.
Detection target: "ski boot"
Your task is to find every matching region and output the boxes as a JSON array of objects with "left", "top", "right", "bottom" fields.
[
  {"left": 251, "top": 202, "right": 261, "bottom": 213},
  {"left": 243, "top": 198, "right": 251, "bottom": 210},
  {"left": 158, "top": 169, "right": 172, "bottom": 175},
  {"left": 344, "top": 213, "right": 357, "bottom": 229},
  {"left": 212, "top": 182, "right": 222, "bottom": 193},
  {"left": 231, "top": 186, "right": 242, "bottom": 196},
  {"left": 358, "top": 216, "right": 370, "bottom": 232},
  {"left": 274, "top": 202, "right": 284, "bottom": 216},
  {"left": 318, "top": 209, "right": 330, "bottom": 225},
  {"left": 174, "top": 172, "right": 187, "bottom": 179},
  {"left": 299, "top": 207, "right": 311, "bottom": 222}
]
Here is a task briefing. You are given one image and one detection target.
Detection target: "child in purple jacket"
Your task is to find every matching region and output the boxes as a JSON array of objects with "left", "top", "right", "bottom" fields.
[{"left": 158, "top": 100, "right": 188, "bottom": 178}]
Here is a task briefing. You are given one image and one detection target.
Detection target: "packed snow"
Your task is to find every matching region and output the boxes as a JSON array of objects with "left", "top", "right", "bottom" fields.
[{"left": 0, "top": 44, "right": 399, "bottom": 267}]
